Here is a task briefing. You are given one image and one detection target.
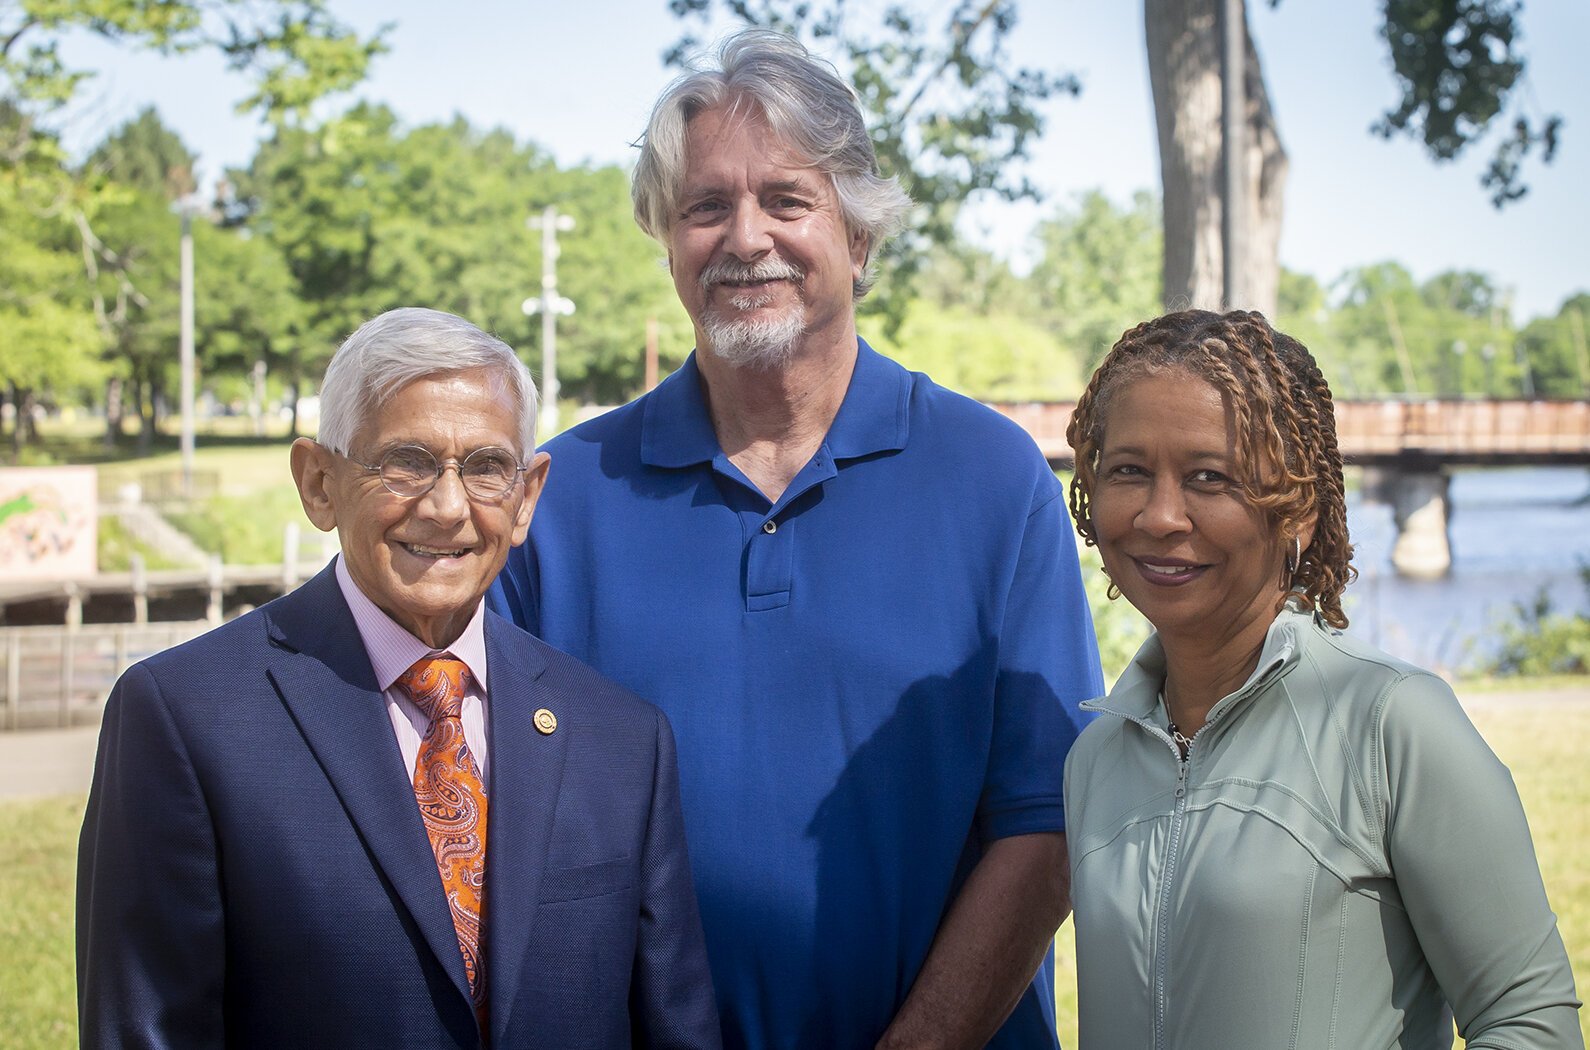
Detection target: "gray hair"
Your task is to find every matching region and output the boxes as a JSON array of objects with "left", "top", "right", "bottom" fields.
[
  {"left": 316, "top": 307, "right": 537, "bottom": 457},
  {"left": 631, "top": 27, "right": 912, "bottom": 299}
]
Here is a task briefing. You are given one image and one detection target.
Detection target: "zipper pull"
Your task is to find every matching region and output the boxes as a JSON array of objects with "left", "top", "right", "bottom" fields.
[{"left": 1174, "top": 758, "right": 1188, "bottom": 799}]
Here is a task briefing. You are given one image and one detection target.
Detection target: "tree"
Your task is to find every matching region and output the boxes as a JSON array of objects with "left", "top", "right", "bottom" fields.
[
  {"left": 1028, "top": 189, "right": 1163, "bottom": 373},
  {"left": 1146, "top": 0, "right": 1560, "bottom": 317},
  {"left": 227, "top": 107, "right": 687, "bottom": 411},
  {"left": 0, "top": 1, "right": 383, "bottom": 126},
  {"left": 1515, "top": 294, "right": 1590, "bottom": 398},
  {"left": 1326, "top": 262, "right": 1520, "bottom": 397},
  {"left": 1, "top": 0, "right": 384, "bottom": 450},
  {"left": 0, "top": 103, "right": 103, "bottom": 455},
  {"left": 664, "top": 0, "right": 1078, "bottom": 329},
  {"left": 81, "top": 108, "right": 198, "bottom": 448},
  {"left": 863, "top": 299, "right": 1084, "bottom": 401}
]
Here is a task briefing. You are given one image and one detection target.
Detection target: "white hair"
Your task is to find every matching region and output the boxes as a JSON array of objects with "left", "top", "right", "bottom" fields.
[
  {"left": 316, "top": 307, "right": 537, "bottom": 457},
  {"left": 631, "top": 27, "right": 912, "bottom": 299}
]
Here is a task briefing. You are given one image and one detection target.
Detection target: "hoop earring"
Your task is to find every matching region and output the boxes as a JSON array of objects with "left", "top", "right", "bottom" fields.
[{"left": 1285, "top": 535, "right": 1301, "bottom": 578}]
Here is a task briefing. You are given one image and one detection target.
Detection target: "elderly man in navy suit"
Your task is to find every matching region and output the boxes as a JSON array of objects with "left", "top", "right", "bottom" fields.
[{"left": 77, "top": 307, "right": 719, "bottom": 1049}]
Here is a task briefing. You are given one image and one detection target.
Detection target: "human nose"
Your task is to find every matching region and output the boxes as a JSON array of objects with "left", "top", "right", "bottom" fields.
[
  {"left": 415, "top": 463, "right": 471, "bottom": 524},
  {"left": 1135, "top": 477, "right": 1191, "bottom": 537},
  {"left": 723, "top": 200, "right": 773, "bottom": 259}
]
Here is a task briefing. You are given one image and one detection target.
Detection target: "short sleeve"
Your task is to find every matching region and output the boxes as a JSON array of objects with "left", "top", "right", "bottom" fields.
[{"left": 978, "top": 488, "right": 1105, "bottom": 840}]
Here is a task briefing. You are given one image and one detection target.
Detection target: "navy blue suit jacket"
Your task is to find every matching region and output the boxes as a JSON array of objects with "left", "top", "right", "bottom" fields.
[{"left": 77, "top": 563, "right": 719, "bottom": 1049}]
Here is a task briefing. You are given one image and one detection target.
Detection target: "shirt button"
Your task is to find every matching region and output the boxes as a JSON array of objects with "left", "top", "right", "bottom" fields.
[{"left": 762, "top": 519, "right": 778, "bottom": 534}]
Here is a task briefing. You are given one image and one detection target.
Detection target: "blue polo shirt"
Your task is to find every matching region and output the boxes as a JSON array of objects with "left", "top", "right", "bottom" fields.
[{"left": 490, "top": 341, "right": 1102, "bottom": 1049}]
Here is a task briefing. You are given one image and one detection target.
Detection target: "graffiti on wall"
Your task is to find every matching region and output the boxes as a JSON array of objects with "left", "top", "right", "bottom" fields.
[{"left": 0, "top": 466, "right": 97, "bottom": 580}]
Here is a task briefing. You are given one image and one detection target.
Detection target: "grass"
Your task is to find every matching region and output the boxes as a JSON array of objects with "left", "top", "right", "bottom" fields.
[{"left": 0, "top": 797, "right": 82, "bottom": 1048}]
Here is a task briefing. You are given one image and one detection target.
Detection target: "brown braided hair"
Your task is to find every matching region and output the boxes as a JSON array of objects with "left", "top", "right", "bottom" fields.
[{"left": 1066, "top": 309, "right": 1356, "bottom": 628}]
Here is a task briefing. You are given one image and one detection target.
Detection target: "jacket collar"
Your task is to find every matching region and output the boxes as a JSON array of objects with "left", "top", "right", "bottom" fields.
[
  {"left": 262, "top": 564, "right": 563, "bottom": 1041},
  {"left": 1084, "top": 606, "right": 1313, "bottom": 720},
  {"left": 639, "top": 338, "right": 912, "bottom": 469}
]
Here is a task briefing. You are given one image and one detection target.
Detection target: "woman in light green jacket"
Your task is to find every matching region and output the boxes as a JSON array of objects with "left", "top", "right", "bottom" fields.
[{"left": 1061, "top": 309, "right": 1581, "bottom": 1050}]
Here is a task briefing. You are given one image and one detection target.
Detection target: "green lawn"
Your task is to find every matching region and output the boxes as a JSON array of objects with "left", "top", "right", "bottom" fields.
[
  {"left": 0, "top": 797, "right": 82, "bottom": 1048},
  {"left": 3, "top": 699, "right": 1585, "bottom": 1048}
]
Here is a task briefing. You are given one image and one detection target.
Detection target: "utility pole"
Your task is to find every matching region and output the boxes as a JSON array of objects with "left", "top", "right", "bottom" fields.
[
  {"left": 523, "top": 206, "right": 576, "bottom": 440},
  {"left": 178, "top": 203, "right": 196, "bottom": 497},
  {"left": 1220, "top": 0, "right": 1248, "bottom": 310}
]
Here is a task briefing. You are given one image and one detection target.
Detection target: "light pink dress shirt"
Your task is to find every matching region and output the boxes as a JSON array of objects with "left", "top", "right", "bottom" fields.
[{"left": 334, "top": 556, "right": 491, "bottom": 788}]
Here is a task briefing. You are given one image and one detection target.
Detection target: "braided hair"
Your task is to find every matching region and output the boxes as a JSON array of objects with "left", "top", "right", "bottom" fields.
[{"left": 1066, "top": 309, "right": 1355, "bottom": 628}]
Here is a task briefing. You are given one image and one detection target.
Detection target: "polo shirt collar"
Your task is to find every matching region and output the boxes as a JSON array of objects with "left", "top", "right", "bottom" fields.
[{"left": 639, "top": 339, "right": 911, "bottom": 469}]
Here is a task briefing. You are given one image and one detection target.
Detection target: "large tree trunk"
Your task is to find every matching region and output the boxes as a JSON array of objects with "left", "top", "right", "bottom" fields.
[{"left": 1145, "top": 0, "right": 1287, "bottom": 317}]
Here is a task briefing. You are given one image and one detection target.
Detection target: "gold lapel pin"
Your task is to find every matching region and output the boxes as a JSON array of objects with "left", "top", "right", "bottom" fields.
[{"left": 533, "top": 708, "right": 558, "bottom": 735}]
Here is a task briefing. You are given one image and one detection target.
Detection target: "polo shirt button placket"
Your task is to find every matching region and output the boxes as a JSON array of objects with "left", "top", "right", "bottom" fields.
[{"left": 746, "top": 513, "right": 792, "bottom": 612}]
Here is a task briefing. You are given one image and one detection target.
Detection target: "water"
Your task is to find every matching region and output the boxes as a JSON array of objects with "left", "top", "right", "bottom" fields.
[{"left": 1343, "top": 466, "right": 1590, "bottom": 674}]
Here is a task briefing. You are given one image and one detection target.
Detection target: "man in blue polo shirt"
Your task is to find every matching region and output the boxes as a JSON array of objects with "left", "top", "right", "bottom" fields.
[{"left": 490, "top": 28, "right": 1103, "bottom": 1049}]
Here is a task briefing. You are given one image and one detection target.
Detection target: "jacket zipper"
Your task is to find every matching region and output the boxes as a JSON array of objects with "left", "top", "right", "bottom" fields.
[{"left": 1154, "top": 745, "right": 1190, "bottom": 1050}]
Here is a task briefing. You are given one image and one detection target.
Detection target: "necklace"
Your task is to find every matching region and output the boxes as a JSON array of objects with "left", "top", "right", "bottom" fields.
[
  {"left": 1159, "top": 687, "right": 1193, "bottom": 760},
  {"left": 1166, "top": 720, "right": 1193, "bottom": 761}
]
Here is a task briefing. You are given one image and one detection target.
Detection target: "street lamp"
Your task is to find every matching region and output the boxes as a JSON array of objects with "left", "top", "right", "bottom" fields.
[
  {"left": 175, "top": 194, "right": 200, "bottom": 497},
  {"left": 523, "top": 206, "right": 576, "bottom": 440}
]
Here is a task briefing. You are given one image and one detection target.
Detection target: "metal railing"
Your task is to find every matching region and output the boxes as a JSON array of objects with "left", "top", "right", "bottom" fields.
[{"left": 1, "top": 622, "right": 210, "bottom": 731}]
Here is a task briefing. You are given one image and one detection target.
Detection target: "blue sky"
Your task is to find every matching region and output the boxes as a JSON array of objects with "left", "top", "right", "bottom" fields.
[{"left": 54, "top": 0, "right": 1590, "bottom": 321}]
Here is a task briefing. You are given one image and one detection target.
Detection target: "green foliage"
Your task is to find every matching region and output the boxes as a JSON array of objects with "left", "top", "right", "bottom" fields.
[
  {"left": 1514, "top": 294, "right": 1590, "bottom": 398},
  {"left": 227, "top": 107, "right": 684, "bottom": 405},
  {"left": 1482, "top": 566, "right": 1590, "bottom": 678},
  {"left": 1319, "top": 262, "right": 1523, "bottom": 397},
  {"left": 1, "top": 0, "right": 384, "bottom": 451},
  {"left": 164, "top": 485, "right": 308, "bottom": 564},
  {"left": 0, "top": 106, "right": 105, "bottom": 404},
  {"left": 1028, "top": 189, "right": 1163, "bottom": 374},
  {"left": 862, "top": 299, "right": 1083, "bottom": 401},
  {"left": 664, "top": 0, "right": 1079, "bottom": 329},
  {"left": 1074, "top": 541, "right": 1153, "bottom": 687},
  {"left": 98, "top": 512, "right": 187, "bottom": 570},
  {"left": 0, "top": 0, "right": 385, "bottom": 123},
  {"left": 1376, "top": 0, "right": 1561, "bottom": 206}
]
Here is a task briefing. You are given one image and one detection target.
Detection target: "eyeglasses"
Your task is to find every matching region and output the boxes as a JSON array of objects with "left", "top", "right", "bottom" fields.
[{"left": 338, "top": 444, "right": 528, "bottom": 501}]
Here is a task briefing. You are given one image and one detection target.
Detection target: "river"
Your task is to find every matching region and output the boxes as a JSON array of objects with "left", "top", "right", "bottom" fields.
[{"left": 1344, "top": 466, "right": 1590, "bottom": 674}]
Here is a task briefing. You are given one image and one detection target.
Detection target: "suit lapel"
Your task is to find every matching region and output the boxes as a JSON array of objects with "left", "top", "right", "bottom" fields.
[
  {"left": 482, "top": 616, "right": 565, "bottom": 1038},
  {"left": 262, "top": 566, "right": 474, "bottom": 1005}
]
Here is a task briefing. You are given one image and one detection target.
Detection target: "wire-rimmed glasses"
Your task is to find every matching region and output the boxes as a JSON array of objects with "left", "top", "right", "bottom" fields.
[{"left": 337, "top": 444, "right": 528, "bottom": 501}]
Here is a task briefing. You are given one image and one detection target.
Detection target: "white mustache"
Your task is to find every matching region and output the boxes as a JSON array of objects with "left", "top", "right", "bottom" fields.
[{"left": 699, "top": 257, "right": 804, "bottom": 289}]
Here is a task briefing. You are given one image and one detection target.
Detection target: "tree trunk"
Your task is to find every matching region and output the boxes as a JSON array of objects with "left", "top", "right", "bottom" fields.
[
  {"left": 136, "top": 376, "right": 155, "bottom": 455},
  {"left": 1145, "top": 0, "right": 1287, "bottom": 317},
  {"left": 104, "top": 376, "right": 124, "bottom": 450},
  {"left": 7, "top": 383, "right": 20, "bottom": 459},
  {"left": 17, "top": 387, "right": 38, "bottom": 449}
]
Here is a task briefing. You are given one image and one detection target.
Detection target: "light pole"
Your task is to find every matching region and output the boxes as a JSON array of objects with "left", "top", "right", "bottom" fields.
[
  {"left": 177, "top": 198, "right": 198, "bottom": 497},
  {"left": 523, "top": 206, "right": 576, "bottom": 440}
]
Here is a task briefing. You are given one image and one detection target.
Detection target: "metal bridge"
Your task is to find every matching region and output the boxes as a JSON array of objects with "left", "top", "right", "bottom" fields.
[
  {"left": 990, "top": 398, "right": 1590, "bottom": 469},
  {"left": 991, "top": 397, "right": 1590, "bottom": 579}
]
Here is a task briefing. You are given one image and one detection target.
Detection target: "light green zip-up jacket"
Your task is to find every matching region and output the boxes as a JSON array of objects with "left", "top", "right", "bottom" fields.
[{"left": 1064, "top": 608, "right": 1582, "bottom": 1050}]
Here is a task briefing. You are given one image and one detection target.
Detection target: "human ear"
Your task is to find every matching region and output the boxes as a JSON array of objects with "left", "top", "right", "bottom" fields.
[
  {"left": 290, "top": 438, "right": 340, "bottom": 533},
  {"left": 509, "top": 451, "right": 552, "bottom": 547}
]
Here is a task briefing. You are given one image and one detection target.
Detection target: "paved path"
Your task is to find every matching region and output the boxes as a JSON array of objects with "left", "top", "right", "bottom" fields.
[
  {"left": 0, "top": 723, "right": 103, "bottom": 799},
  {"left": 0, "top": 683, "right": 1584, "bottom": 802}
]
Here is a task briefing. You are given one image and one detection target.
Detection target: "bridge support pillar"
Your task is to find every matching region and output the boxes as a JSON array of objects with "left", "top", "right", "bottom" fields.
[{"left": 1364, "top": 467, "right": 1451, "bottom": 579}]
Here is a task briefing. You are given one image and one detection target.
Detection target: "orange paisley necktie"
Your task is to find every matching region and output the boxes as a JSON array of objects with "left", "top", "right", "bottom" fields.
[{"left": 398, "top": 655, "right": 488, "bottom": 1026}]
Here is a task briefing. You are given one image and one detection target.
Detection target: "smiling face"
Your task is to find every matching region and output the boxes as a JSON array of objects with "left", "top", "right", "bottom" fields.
[
  {"left": 1090, "top": 369, "right": 1312, "bottom": 649},
  {"left": 666, "top": 102, "right": 867, "bottom": 368},
  {"left": 291, "top": 368, "right": 549, "bottom": 648}
]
